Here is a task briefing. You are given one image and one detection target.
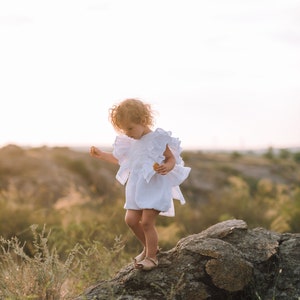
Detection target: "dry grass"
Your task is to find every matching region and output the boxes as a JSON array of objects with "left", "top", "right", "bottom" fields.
[{"left": 0, "top": 225, "right": 128, "bottom": 299}]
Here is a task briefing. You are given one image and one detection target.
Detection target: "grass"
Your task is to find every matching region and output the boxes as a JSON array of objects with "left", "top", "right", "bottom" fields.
[{"left": 0, "top": 225, "right": 129, "bottom": 299}]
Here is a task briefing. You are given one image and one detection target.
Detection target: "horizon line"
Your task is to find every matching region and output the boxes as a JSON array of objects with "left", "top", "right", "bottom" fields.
[{"left": 1, "top": 143, "right": 300, "bottom": 153}]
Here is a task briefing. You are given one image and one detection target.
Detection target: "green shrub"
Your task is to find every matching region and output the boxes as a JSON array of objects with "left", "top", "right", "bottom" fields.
[
  {"left": 263, "top": 147, "right": 275, "bottom": 160},
  {"left": 279, "top": 148, "right": 291, "bottom": 160},
  {"left": 293, "top": 152, "right": 300, "bottom": 163}
]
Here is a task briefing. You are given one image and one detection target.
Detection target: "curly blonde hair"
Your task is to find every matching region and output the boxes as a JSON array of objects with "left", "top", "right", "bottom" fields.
[{"left": 109, "top": 98, "right": 155, "bottom": 133}]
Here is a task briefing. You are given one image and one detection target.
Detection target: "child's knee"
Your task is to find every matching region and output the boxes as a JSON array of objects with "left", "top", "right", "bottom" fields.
[
  {"left": 125, "top": 214, "right": 139, "bottom": 228},
  {"left": 140, "top": 219, "right": 153, "bottom": 231}
]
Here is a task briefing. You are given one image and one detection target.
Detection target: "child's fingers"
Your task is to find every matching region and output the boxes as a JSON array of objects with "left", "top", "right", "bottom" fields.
[
  {"left": 153, "top": 163, "right": 169, "bottom": 175},
  {"left": 153, "top": 162, "right": 160, "bottom": 171},
  {"left": 90, "top": 146, "right": 98, "bottom": 156}
]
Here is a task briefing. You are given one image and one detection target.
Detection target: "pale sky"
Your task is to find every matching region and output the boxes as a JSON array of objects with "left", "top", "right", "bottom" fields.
[{"left": 1, "top": 0, "right": 299, "bottom": 150}]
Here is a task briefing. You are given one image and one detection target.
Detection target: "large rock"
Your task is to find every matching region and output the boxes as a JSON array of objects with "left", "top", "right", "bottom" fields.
[{"left": 75, "top": 219, "right": 300, "bottom": 300}]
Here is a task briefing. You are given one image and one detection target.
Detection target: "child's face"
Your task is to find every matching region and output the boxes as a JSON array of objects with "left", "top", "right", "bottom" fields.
[{"left": 122, "top": 122, "right": 151, "bottom": 139}]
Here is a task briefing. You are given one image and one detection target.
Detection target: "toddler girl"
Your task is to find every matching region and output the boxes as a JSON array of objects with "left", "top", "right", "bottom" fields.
[{"left": 90, "top": 98, "right": 190, "bottom": 270}]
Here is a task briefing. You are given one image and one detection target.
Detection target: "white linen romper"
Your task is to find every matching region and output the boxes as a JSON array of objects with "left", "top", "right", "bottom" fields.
[{"left": 112, "top": 128, "right": 191, "bottom": 217}]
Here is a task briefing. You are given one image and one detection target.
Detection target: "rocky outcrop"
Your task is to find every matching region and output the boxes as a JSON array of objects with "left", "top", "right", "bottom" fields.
[{"left": 75, "top": 219, "right": 300, "bottom": 300}]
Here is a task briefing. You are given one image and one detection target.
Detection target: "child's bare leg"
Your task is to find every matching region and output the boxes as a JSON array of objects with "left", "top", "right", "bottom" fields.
[
  {"left": 141, "top": 209, "right": 160, "bottom": 259},
  {"left": 125, "top": 210, "right": 146, "bottom": 247}
]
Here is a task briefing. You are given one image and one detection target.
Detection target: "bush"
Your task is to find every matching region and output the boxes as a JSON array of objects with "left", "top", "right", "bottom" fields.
[
  {"left": 279, "top": 148, "right": 291, "bottom": 159},
  {"left": 293, "top": 152, "right": 300, "bottom": 163},
  {"left": 263, "top": 147, "right": 275, "bottom": 160}
]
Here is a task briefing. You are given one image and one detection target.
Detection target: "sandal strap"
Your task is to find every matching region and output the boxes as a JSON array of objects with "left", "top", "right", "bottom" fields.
[
  {"left": 145, "top": 257, "right": 158, "bottom": 266},
  {"left": 134, "top": 248, "right": 146, "bottom": 262}
]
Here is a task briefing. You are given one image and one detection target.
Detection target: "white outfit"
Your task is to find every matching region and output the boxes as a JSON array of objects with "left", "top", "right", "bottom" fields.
[{"left": 112, "top": 128, "right": 191, "bottom": 217}]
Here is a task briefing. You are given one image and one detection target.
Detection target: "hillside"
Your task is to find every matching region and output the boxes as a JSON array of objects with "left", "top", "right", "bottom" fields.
[
  {"left": 0, "top": 144, "right": 299, "bottom": 298},
  {"left": 1, "top": 145, "right": 299, "bottom": 207},
  {"left": 0, "top": 144, "right": 300, "bottom": 238}
]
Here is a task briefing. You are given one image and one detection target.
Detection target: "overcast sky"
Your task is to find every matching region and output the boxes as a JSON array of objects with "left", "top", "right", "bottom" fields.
[{"left": 1, "top": 0, "right": 299, "bottom": 150}]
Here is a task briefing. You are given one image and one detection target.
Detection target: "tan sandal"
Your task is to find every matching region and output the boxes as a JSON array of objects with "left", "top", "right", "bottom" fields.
[
  {"left": 133, "top": 248, "right": 146, "bottom": 265},
  {"left": 133, "top": 248, "right": 160, "bottom": 266},
  {"left": 136, "top": 257, "right": 158, "bottom": 271}
]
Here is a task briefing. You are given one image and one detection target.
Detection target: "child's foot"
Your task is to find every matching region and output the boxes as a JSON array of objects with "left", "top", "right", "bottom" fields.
[
  {"left": 133, "top": 247, "right": 160, "bottom": 266},
  {"left": 133, "top": 248, "right": 146, "bottom": 265},
  {"left": 135, "top": 257, "right": 158, "bottom": 271}
]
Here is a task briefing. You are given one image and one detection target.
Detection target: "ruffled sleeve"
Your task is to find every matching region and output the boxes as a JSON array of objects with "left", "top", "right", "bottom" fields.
[
  {"left": 143, "top": 128, "right": 191, "bottom": 189},
  {"left": 112, "top": 135, "right": 134, "bottom": 185},
  {"left": 142, "top": 129, "right": 170, "bottom": 183}
]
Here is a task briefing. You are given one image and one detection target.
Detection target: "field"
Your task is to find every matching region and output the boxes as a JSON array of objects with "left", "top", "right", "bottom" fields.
[{"left": 0, "top": 144, "right": 299, "bottom": 299}]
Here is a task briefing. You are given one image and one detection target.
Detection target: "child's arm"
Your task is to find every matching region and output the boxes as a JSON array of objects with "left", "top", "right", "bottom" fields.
[
  {"left": 90, "top": 146, "right": 119, "bottom": 164},
  {"left": 155, "top": 145, "right": 176, "bottom": 175}
]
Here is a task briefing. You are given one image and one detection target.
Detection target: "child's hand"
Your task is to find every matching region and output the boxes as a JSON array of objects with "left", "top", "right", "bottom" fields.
[
  {"left": 153, "top": 162, "right": 173, "bottom": 175},
  {"left": 90, "top": 146, "right": 103, "bottom": 158},
  {"left": 89, "top": 146, "right": 118, "bottom": 164},
  {"left": 153, "top": 163, "right": 160, "bottom": 171}
]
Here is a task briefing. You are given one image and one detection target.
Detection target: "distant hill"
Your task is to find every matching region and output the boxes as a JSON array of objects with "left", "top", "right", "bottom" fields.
[
  {"left": 1, "top": 144, "right": 299, "bottom": 208},
  {"left": 1, "top": 144, "right": 299, "bottom": 239}
]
